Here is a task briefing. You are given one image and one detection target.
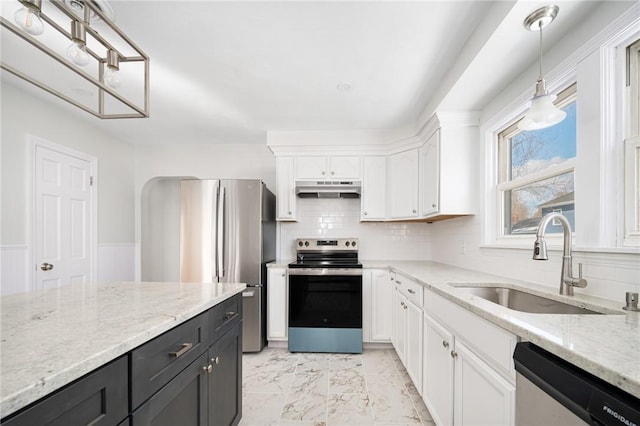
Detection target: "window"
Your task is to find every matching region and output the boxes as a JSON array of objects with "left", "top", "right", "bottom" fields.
[
  {"left": 623, "top": 39, "right": 640, "bottom": 246},
  {"left": 497, "top": 84, "right": 577, "bottom": 237}
]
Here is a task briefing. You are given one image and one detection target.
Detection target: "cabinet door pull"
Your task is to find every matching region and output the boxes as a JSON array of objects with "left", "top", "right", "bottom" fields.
[
  {"left": 450, "top": 351, "right": 458, "bottom": 358},
  {"left": 407, "top": 289, "right": 415, "bottom": 294},
  {"left": 203, "top": 364, "right": 213, "bottom": 373},
  {"left": 396, "top": 280, "right": 402, "bottom": 285},
  {"left": 442, "top": 340, "right": 449, "bottom": 348},
  {"left": 170, "top": 342, "right": 193, "bottom": 358},
  {"left": 212, "top": 356, "right": 220, "bottom": 365}
]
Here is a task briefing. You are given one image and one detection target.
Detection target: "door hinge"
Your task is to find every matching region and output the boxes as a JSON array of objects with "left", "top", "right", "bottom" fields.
[{"left": 90, "top": 176, "right": 94, "bottom": 186}]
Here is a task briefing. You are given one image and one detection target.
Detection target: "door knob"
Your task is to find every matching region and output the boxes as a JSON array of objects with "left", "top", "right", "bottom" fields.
[{"left": 40, "top": 263, "right": 54, "bottom": 271}]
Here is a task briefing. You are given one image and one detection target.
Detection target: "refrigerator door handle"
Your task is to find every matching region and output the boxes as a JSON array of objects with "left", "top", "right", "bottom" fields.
[
  {"left": 217, "top": 185, "right": 225, "bottom": 278},
  {"left": 212, "top": 185, "right": 219, "bottom": 280}
]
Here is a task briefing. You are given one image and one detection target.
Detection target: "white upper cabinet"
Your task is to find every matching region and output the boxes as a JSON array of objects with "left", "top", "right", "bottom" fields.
[
  {"left": 425, "top": 122, "right": 477, "bottom": 220},
  {"left": 387, "top": 149, "right": 419, "bottom": 219},
  {"left": 271, "top": 112, "right": 477, "bottom": 222},
  {"left": 276, "top": 156, "right": 296, "bottom": 221},
  {"left": 295, "top": 156, "right": 361, "bottom": 180},
  {"left": 361, "top": 156, "right": 386, "bottom": 220},
  {"left": 419, "top": 130, "right": 440, "bottom": 217}
]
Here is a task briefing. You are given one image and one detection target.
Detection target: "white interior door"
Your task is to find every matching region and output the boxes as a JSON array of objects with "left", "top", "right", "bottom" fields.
[{"left": 34, "top": 142, "right": 95, "bottom": 291}]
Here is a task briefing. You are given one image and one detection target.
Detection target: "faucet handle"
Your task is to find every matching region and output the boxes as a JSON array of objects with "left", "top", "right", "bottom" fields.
[{"left": 578, "top": 263, "right": 583, "bottom": 279}]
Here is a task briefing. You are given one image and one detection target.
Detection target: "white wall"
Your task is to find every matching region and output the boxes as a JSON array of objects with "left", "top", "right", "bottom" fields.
[
  {"left": 427, "top": 3, "right": 640, "bottom": 302},
  {"left": 1, "top": 81, "right": 137, "bottom": 293},
  {"left": 279, "top": 198, "right": 432, "bottom": 261}
]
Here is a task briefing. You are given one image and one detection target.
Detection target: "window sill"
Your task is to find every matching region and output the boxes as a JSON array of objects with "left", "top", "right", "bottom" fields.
[{"left": 480, "top": 242, "right": 640, "bottom": 255}]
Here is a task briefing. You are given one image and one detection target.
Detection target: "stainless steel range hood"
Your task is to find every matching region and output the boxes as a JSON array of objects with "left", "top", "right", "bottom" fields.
[{"left": 295, "top": 180, "right": 361, "bottom": 198}]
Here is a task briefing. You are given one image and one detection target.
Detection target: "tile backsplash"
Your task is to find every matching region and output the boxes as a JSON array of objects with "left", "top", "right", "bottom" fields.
[{"left": 278, "top": 198, "right": 432, "bottom": 260}]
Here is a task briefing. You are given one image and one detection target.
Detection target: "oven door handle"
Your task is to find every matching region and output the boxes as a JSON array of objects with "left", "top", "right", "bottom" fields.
[{"left": 288, "top": 268, "right": 363, "bottom": 276}]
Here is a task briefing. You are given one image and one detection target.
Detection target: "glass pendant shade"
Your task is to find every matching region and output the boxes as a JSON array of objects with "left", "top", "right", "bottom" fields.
[
  {"left": 14, "top": 5, "right": 44, "bottom": 35},
  {"left": 519, "top": 92, "right": 566, "bottom": 131},
  {"left": 520, "top": 6, "right": 566, "bottom": 131}
]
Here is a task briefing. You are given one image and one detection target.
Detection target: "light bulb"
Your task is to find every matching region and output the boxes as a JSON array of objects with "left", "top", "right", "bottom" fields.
[
  {"left": 67, "top": 41, "right": 90, "bottom": 66},
  {"left": 104, "top": 66, "right": 121, "bottom": 88},
  {"left": 519, "top": 94, "right": 567, "bottom": 131},
  {"left": 14, "top": 6, "right": 44, "bottom": 35}
]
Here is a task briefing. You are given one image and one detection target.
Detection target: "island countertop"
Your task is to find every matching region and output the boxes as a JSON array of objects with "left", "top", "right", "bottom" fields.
[{"left": 0, "top": 281, "right": 246, "bottom": 418}]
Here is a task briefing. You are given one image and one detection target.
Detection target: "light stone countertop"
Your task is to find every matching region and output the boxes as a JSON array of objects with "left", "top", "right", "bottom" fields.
[
  {"left": 363, "top": 260, "right": 640, "bottom": 398},
  {"left": 267, "top": 259, "right": 294, "bottom": 268},
  {"left": 0, "top": 281, "right": 246, "bottom": 418}
]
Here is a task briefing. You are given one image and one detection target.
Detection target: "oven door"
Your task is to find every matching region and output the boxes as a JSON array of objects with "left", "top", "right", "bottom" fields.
[{"left": 288, "top": 269, "right": 362, "bottom": 329}]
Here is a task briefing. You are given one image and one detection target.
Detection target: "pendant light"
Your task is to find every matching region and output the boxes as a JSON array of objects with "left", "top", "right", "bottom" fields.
[
  {"left": 519, "top": 5, "right": 566, "bottom": 131},
  {"left": 104, "top": 49, "right": 121, "bottom": 88},
  {"left": 66, "top": 20, "right": 90, "bottom": 66},
  {"left": 14, "top": 0, "right": 44, "bottom": 35}
]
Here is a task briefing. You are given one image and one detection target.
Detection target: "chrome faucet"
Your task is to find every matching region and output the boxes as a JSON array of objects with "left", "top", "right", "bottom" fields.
[{"left": 532, "top": 212, "right": 587, "bottom": 296}]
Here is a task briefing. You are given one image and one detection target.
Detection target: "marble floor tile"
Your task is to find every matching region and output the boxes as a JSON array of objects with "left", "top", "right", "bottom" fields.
[
  {"left": 239, "top": 392, "right": 287, "bottom": 426},
  {"left": 362, "top": 350, "right": 400, "bottom": 375},
  {"left": 242, "top": 347, "right": 434, "bottom": 426},
  {"left": 327, "top": 393, "right": 373, "bottom": 425},
  {"left": 281, "top": 392, "right": 328, "bottom": 423},
  {"left": 249, "top": 369, "right": 296, "bottom": 393},
  {"left": 329, "top": 367, "right": 367, "bottom": 394},
  {"left": 291, "top": 371, "right": 329, "bottom": 395},
  {"left": 366, "top": 374, "right": 422, "bottom": 424}
]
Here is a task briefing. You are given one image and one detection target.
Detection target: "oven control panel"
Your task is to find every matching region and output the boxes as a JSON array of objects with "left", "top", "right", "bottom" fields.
[{"left": 295, "top": 238, "right": 358, "bottom": 251}]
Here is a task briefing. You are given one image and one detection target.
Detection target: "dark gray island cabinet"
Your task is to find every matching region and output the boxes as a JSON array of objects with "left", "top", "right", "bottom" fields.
[{"left": 2, "top": 293, "right": 243, "bottom": 426}]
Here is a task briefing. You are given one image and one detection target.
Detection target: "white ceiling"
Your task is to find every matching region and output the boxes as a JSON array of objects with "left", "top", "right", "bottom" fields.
[{"left": 0, "top": 1, "right": 615, "bottom": 145}]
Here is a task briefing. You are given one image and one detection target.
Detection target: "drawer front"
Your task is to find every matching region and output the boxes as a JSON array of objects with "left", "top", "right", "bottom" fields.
[
  {"left": 425, "top": 290, "right": 516, "bottom": 381},
  {"left": 131, "top": 352, "right": 208, "bottom": 426},
  {"left": 209, "top": 293, "right": 242, "bottom": 344},
  {"left": 131, "top": 312, "right": 208, "bottom": 409},
  {"left": 2, "top": 356, "right": 128, "bottom": 426},
  {"left": 394, "top": 274, "right": 423, "bottom": 307}
]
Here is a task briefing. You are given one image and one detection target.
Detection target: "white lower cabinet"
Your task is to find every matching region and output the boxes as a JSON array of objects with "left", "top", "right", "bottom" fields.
[
  {"left": 267, "top": 267, "right": 287, "bottom": 341},
  {"left": 392, "top": 288, "right": 407, "bottom": 361},
  {"left": 392, "top": 273, "right": 424, "bottom": 391},
  {"left": 422, "top": 288, "right": 517, "bottom": 426},
  {"left": 405, "top": 297, "right": 423, "bottom": 391},
  {"left": 423, "top": 312, "right": 454, "bottom": 426},
  {"left": 453, "top": 340, "right": 515, "bottom": 426},
  {"left": 363, "top": 269, "right": 393, "bottom": 343}
]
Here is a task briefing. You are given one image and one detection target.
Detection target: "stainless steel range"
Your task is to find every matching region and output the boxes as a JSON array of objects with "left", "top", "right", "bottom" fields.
[{"left": 288, "top": 238, "right": 363, "bottom": 354}]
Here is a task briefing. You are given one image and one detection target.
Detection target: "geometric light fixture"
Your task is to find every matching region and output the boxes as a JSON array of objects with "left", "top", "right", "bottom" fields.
[
  {"left": 1, "top": 0, "right": 149, "bottom": 118},
  {"left": 518, "top": 5, "right": 566, "bottom": 131}
]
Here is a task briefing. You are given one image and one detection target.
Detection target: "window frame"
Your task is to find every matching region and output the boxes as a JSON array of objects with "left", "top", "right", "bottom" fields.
[
  {"left": 495, "top": 84, "right": 577, "bottom": 241},
  {"left": 623, "top": 39, "right": 640, "bottom": 246}
]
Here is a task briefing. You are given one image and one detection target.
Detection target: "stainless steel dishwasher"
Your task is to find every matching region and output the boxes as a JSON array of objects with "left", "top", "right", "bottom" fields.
[{"left": 513, "top": 342, "right": 640, "bottom": 426}]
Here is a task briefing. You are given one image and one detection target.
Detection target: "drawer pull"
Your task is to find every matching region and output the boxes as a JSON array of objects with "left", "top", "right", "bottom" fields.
[
  {"left": 170, "top": 342, "right": 193, "bottom": 358},
  {"left": 224, "top": 311, "right": 237, "bottom": 320},
  {"left": 442, "top": 340, "right": 449, "bottom": 348},
  {"left": 407, "top": 289, "right": 415, "bottom": 294}
]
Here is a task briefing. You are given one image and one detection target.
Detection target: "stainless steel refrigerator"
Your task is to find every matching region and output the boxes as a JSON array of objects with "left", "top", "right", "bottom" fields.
[{"left": 142, "top": 178, "right": 275, "bottom": 352}]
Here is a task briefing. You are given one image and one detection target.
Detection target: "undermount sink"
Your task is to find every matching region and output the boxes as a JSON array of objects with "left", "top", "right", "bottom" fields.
[{"left": 451, "top": 285, "right": 616, "bottom": 315}]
